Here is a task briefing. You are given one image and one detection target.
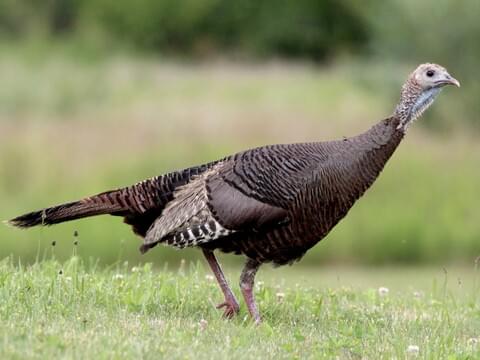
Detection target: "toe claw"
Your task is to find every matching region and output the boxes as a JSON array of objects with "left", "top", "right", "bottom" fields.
[{"left": 215, "top": 299, "right": 239, "bottom": 319}]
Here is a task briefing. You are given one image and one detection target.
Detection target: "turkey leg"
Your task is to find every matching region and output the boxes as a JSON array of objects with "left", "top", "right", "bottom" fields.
[
  {"left": 240, "top": 258, "right": 262, "bottom": 324},
  {"left": 202, "top": 249, "right": 240, "bottom": 318}
]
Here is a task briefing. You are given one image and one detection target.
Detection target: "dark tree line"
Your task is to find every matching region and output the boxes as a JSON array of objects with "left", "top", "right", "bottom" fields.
[{"left": 0, "top": 0, "right": 368, "bottom": 60}]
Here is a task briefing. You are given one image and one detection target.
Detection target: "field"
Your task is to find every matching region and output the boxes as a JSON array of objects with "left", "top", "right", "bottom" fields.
[
  {"left": 0, "top": 48, "right": 479, "bottom": 266},
  {"left": 0, "top": 257, "right": 479, "bottom": 359},
  {"left": 0, "top": 48, "right": 479, "bottom": 358},
  {"left": 1, "top": 2, "right": 479, "bottom": 358}
]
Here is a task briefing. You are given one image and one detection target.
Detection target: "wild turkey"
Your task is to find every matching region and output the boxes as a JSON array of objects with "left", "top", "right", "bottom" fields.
[{"left": 8, "top": 63, "right": 459, "bottom": 324}]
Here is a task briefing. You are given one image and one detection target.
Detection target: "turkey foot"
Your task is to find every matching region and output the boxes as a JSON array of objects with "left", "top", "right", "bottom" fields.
[{"left": 216, "top": 296, "right": 240, "bottom": 318}]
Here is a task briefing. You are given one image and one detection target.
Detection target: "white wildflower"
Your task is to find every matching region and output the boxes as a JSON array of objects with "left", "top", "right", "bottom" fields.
[
  {"left": 406, "top": 345, "right": 419, "bottom": 355},
  {"left": 468, "top": 337, "right": 478, "bottom": 346},
  {"left": 256, "top": 281, "right": 264, "bottom": 288},
  {"left": 276, "top": 292, "right": 285, "bottom": 301},
  {"left": 131, "top": 267, "right": 140, "bottom": 273},
  {"left": 113, "top": 274, "right": 124, "bottom": 280},
  {"left": 205, "top": 274, "right": 215, "bottom": 281},
  {"left": 199, "top": 319, "right": 208, "bottom": 331},
  {"left": 378, "top": 287, "right": 389, "bottom": 296}
]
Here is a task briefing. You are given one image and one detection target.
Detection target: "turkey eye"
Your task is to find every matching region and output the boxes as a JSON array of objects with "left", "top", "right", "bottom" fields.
[{"left": 426, "top": 70, "right": 435, "bottom": 77}]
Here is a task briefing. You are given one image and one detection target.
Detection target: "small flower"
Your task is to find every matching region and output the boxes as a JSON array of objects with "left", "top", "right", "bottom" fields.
[
  {"left": 131, "top": 267, "right": 140, "bottom": 273},
  {"left": 256, "top": 281, "right": 264, "bottom": 289},
  {"left": 468, "top": 337, "right": 478, "bottom": 346},
  {"left": 205, "top": 274, "right": 215, "bottom": 281},
  {"left": 378, "top": 287, "right": 389, "bottom": 296},
  {"left": 406, "top": 345, "right": 419, "bottom": 355},
  {"left": 113, "top": 274, "right": 124, "bottom": 280},
  {"left": 276, "top": 292, "right": 285, "bottom": 301},
  {"left": 199, "top": 319, "right": 208, "bottom": 331}
]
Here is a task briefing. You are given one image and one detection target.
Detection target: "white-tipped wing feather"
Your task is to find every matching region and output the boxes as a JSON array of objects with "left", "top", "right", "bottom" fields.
[{"left": 141, "top": 161, "right": 289, "bottom": 252}]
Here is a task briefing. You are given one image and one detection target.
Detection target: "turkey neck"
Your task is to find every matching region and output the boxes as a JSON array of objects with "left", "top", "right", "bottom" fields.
[
  {"left": 335, "top": 116, "right": 405, "bottom": 190},
  {"left": 394, "top": 80, "right": 442, "bottom": 133},
  {"left": 306, "top": 117, "right": 405, "bottom": 233},
  {"left": 347, "top": 116, "right": 405, "bottom": 178}
]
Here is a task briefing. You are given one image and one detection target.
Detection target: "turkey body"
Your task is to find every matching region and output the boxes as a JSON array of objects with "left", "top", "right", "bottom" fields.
[
  {"left": 141, "top": 115, "right": 403, "bottom": 264},
  {"left": 10, "top": 116, "right": 403, "bottom": 266}
]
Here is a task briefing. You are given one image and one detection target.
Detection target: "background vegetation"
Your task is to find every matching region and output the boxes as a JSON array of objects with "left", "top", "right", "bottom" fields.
[
  {"left": 0, "top": 0, "right": 478, "bottom": 267},
  {"left": 1, "top": 0, "right": 478, "bottom": 128}
]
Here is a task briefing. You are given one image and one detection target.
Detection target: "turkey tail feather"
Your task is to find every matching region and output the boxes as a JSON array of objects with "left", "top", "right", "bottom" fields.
[
  {"left": 8, "top": 194, "right": 125, "bottom": 229},
  {"left": 7, "top": 162, "right": 219, "bottom": 231}
]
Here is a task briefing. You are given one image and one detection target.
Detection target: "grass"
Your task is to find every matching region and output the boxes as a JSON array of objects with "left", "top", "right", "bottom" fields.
[{"left": 0, "top": 257, "right": 479, "bottom": 359}]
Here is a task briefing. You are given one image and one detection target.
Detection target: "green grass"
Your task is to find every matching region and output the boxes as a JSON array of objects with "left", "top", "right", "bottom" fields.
[{"left": 1, "top": 257, "right": 479, "bottom": 359}]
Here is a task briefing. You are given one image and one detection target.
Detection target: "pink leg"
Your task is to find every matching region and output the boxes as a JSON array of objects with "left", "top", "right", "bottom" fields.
[
  {"left": 240, "top": 259, "right": 262, "bottom": 325},
  {"left": 202, "top": 249, "right": 240, "bottom": 318}
]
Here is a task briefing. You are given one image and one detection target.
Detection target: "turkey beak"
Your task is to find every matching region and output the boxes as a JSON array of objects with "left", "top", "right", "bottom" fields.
[{"left": 439, "top": 73, "right": 460, "bottom": 87}]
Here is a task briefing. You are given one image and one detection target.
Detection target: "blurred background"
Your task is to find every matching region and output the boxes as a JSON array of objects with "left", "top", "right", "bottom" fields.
[{"left": 0, "top": 0, "right": 479, "bottom": 271}]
